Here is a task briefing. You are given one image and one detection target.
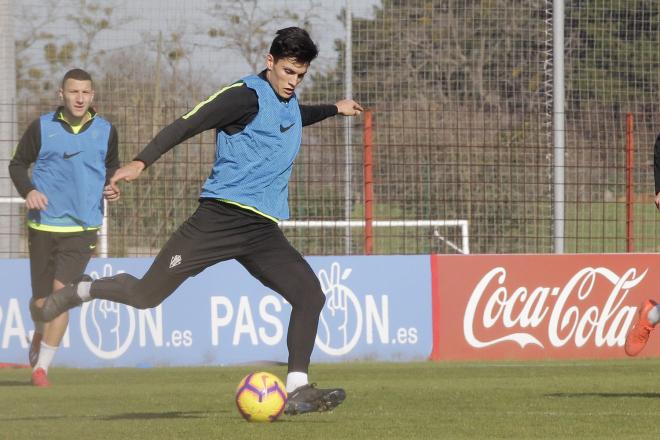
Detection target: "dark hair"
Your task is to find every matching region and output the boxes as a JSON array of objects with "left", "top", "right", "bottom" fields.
[
  {"left": 269, "top": 27, "right": 318, "bottom": 64},
  {"left": 61, "top": 68, "right": 93, "bottom": 88}
]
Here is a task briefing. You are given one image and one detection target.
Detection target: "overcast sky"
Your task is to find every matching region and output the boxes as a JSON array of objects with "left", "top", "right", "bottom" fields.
[{"left": 11, "top": 0, "right": 380, "bottom": 86}]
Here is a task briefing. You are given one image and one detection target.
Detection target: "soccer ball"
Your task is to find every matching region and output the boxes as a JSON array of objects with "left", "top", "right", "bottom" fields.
[{"left": 235, "top": 371, "right": 287, "bottom": 422}]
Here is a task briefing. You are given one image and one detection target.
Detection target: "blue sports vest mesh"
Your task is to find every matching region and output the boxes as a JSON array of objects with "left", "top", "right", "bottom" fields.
[
  {"left": 30, "top": 113, "right": 111, "bottom": 228},
  {"left": 200, "top": 75, "right": 303, "bottom": 219}
]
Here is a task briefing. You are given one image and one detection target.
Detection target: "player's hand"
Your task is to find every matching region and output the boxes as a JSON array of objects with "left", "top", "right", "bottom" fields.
[
  {"left": 25, "top": 189, "right": 48, "bottom": 210},
  {"left": 655, "top": 192, "right": 660, "bottom": 211},
  {"left": 103, "top": 184, "right": 120, "bottom": 202},
  {"left": 335, "top": 99, "right": 364, "bottom": 117},
  {"left": 109, "top": 160, "right": 145, "bottom": 194}
]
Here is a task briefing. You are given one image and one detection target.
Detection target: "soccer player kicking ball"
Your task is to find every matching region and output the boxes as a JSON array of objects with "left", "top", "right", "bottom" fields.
[
  {"left": 625, "top": 133, "right": 660, "bottom": 357},
  {"left": 31, "top": 27, "right": 362, "bottom": 414}
]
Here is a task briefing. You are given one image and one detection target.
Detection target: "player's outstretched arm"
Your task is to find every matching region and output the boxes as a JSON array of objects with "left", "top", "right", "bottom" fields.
[
  {"left": 335, "top": 99, "right": 364, "bottom": 117},
  {"left": 108, "top": 160, "right": 145, "bottom": 194}
]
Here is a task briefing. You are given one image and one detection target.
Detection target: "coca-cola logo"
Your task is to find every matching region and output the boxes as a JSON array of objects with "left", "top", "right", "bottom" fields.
[{"left": 464, "top": 267, "right": 646, "bottom": 349}]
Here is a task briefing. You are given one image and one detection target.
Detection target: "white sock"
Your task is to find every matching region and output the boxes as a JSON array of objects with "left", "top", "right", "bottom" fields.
[
  {"left": 286, "top": 372, "right": 308, "bottom": 393},
  {"left": 77, "top": 281, "right": 92, "bottom": 301},
  {"left": 648, "top": 305, "right": 660, "bottom": 325},
  {"left": 34, "top": 342, "right": 58, "bottom": 373}
]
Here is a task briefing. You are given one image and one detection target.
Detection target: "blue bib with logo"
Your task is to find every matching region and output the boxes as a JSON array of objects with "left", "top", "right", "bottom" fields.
[
  {"left": 200, "top": 75, "right": 303, "bottom": 220},
  {"left": 30, "top": 112, "right": 111, "bottom": 228}
]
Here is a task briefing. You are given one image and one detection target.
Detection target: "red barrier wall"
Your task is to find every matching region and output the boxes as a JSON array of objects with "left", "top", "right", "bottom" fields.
[{"left": 431, "top": 254, "right": 660, "bottom": 360}]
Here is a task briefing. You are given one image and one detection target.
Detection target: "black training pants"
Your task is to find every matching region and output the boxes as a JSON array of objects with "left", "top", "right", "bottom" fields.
[{"left": 90, "top": 199, "right": 326, "bottom": 373}]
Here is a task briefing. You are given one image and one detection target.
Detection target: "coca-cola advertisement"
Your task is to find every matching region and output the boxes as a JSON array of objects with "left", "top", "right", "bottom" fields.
[{"left": 430, "top": 254, "right": 660, "bottom": 360}]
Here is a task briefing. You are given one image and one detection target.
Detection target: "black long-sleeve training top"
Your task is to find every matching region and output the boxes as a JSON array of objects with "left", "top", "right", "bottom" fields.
[
  {"left": 135, "top": 70, "right": 338, "bottom": 168},
  {"left": 8, "top": 109, "right": 119, "bottom": 198}
]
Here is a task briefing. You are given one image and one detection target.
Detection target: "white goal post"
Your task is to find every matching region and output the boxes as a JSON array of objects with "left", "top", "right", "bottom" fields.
[
  {"left": 1, "top": 195, "right": 469, "bottom": 256},
  {"left": 279, "top": 219, "right": 470, "bottom": 254},
  {"left": 0, "top": 197, "right": 109, "bottom": 257}
]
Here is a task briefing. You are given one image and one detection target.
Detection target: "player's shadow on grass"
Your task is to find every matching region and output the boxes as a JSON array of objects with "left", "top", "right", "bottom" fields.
[
  {"left": 99, "top": 411, "right": 223, "bottom": 421},
  {"left": 0, "top": 415, "right": 67, "bottom": 422},
  {"left": 1, "top": 411, "right": 230, "bottom": 423},
  {"left": 546, "top": 392, "right": 660, "bottom": 399},
  {"left": 0, "top": 380, "right": 30, "bottom": 387}
]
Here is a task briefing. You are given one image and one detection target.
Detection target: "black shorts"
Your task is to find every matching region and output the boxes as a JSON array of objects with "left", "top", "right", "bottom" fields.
[
  {"left": 152, "top": 199, "right": 305, "bottom": 278},
  {"left": 125, "top": 199, "right": 314, "bottom": 306},
  {"left": 28, "top": 228, "right": 97, "bottom": 299}
]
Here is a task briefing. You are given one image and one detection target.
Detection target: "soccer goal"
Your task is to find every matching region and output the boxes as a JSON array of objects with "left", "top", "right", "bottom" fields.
[
  {"left": 2, "top": 196, "right": 469, "bottom": 256},
  {"left": 0, "top": 197, "right": 110, "bottom": 257},
  {"left": 279, "top": 219, "right": 470, "bottom": 254}
]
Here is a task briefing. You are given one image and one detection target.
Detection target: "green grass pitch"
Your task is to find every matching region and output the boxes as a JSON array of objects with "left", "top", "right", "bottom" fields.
[{"left": 3, "top": 359, "right": 660, "bottom": 439}]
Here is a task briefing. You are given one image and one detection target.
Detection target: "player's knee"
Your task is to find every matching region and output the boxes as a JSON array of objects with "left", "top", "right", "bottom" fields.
[
  {"left": 311, "top": 289, "right": 326, "bottom": 313},
  {"left": 283, "top": 279, "right": 324, "bottom": 312},
  {"left": 301, "top": 277, "right": 325, "bottom": 312}
]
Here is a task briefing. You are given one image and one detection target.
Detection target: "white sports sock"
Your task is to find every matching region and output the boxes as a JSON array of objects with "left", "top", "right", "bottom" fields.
[
  {"left": 77, "top": 281, "right": 92, "bottom": 301},
  {"left": 34, "top": 342, "right": 58, "bottom": 373},
  {"left": 648, "top": 304, "right": 660, "bottom": 325},
  {"left": 286, "top": 372, "right": 308, "bottom": 393}
]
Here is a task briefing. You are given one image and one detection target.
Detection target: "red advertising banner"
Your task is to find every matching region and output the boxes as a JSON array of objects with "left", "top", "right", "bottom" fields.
[{"left": 431, "top": 254, "right": 660, "bottom": 361}]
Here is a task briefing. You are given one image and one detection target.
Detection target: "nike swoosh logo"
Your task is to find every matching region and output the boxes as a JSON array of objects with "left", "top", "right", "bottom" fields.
[
  {"left": 63, "top": 151, "right": 82, "bottom": 159},
  {"left": 279, "top": 123, "right": 295, "bottom": 133},
  {"left": 48, "top": 133, "right": 57, "bottom": 138}
]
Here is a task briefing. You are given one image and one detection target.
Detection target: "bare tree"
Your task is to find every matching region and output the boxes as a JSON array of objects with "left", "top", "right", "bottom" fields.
[
  {"left": 65, "top": 0, "right": 133, "bottom": 68},
  {"left": 14, "top": 0, "right": 134, "bottom": 96},
  {"left": 203, "top": 0, "right": 322, "bottom": 72},
  {"left": 14, "top": 0, "right": 67, "bottom": 95}
]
